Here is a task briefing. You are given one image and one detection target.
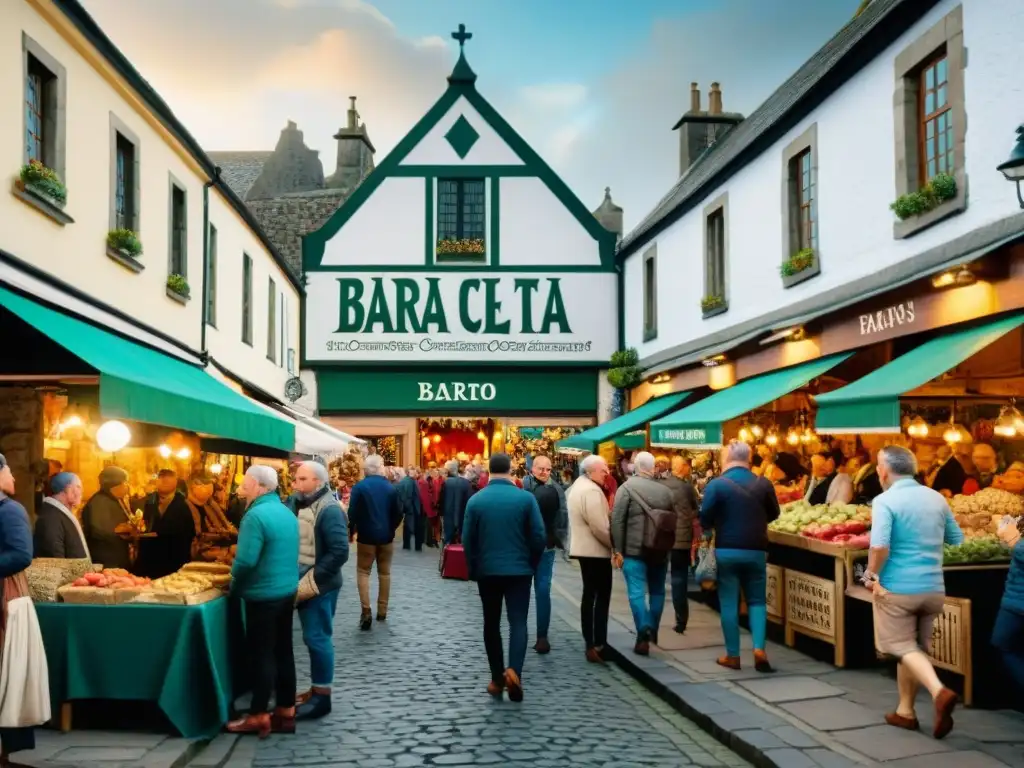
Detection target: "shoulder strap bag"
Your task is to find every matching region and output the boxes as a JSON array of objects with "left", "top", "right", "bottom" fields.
[{"left": 624, "top": 486, "right": 677, "bottom": 554}]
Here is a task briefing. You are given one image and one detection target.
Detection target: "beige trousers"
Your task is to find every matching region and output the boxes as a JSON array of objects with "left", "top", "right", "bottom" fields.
[{"left": 356, "top": 542, "right": 394, "bottom": 616}]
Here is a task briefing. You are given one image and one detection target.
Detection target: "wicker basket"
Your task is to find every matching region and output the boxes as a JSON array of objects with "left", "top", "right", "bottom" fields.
[{"left": 26, "top": 557, "right": 93, "bottom": 603}]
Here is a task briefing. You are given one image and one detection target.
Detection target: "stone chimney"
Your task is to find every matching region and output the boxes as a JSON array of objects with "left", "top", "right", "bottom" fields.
[
  {"left": 246, "top": 120, "right": 324, "bottom": 200},
  {"left": 672, "top": 82, "right": 744, "bottom": 177},
  {"left": 592, "top": 187, "right": 624, "bottom": 242},
  {"left": 326, "top": 96, "right": 376, "bottom": 191}
]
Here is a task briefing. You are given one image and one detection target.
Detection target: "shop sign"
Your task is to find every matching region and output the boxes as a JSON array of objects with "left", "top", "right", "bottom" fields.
[
  {"left": 303, "top": 271, "right": 617, "bottom": 362},
  {"left": 317, "top": 369, "right": 598, "bottom": 413},
  {"left": 766, "top": 564, "right": 784, "bottom": 621},
  {"left": 785, "top": 570, "right": 836, "bottom": 641},
  {"left": 859, "top": 300, "right": 916, "bottom": 336},
  {"left": 650, "top": 426, "right": 713, "bottom": 447}
]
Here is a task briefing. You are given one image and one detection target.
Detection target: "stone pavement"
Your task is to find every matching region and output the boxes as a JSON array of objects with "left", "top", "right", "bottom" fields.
[{"left": 550, "top": 559, "right": 1024, "bottom": 768}]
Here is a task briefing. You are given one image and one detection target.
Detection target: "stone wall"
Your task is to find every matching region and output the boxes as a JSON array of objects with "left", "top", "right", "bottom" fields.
[
  {"left": 246, "top": 188, "right": 350, "bottom": 276},
  {"left": 0, "top": 388, "right": 43, "bottom": 517}
]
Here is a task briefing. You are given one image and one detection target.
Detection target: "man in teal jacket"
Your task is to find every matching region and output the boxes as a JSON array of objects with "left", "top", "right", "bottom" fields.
[
  {"left": 227, "top": 466, "right": 300, "bottom": 739},
  {"left": 462, "top": 453, "right": 547, "bottom": 703}
]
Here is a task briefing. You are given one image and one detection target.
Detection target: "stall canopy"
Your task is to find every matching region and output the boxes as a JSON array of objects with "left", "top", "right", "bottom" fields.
[
  {"left": 554, "top": 391, "right": 692, "bottom": 453},
  {"left": 815, "top": 312, "right": 1024, "bottom": 434},
  {"left": 0, "top": 287, "right": 294, "bottom": 452},
  {"left": 256, "top": 400, "right": 360, "bottom": 456},
  {"left": 650, "top": 353, "right": 851, "bottom": 448}
]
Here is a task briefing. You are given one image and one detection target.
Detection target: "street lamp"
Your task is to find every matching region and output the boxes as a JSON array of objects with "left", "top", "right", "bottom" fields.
[{"left": 997, "top": 123, "right": 1024, "bottom": 209}]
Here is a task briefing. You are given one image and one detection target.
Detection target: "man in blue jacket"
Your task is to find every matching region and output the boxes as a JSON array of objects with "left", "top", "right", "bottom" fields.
[
  {"left": 290, "top": 461, "right": 349, "bottom": 720},
  {"left": 348, "top": 455, "right": 403, "bottom": 631},
  {"left": 522, "top": 454, "right": 568, "bottom": 654},
  {"left": 462, "top": 453, "right": 547, "bottom": 703}
]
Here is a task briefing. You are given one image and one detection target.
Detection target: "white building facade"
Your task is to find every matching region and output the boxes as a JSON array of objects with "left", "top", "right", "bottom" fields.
[
  {"left": 1, "top": 0, "right": 304, "bottom": 406},
  {"left": 620, "top": 0, "right": 1024, "bottom": 397}
]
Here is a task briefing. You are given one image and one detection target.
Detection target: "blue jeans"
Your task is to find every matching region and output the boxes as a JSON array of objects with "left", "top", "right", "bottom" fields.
[
  {"left": 478, "top": 575, "right": 532, "bottom": 681},
  {"left": 622, "top": 556, "right": 668, "bottom": 636},
  {"left": 716, "top": 549, "right": 768, "bottom": 657},
  {"left": 534, "top": 549, "right": 556, "bottom": 638},
  {"left": 298, "top": 587, "right": 340, "bottom": 688}
]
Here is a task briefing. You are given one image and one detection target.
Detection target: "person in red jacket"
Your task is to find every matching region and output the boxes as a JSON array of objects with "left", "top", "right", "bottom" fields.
[{"left": 602, "top": 472, "right": 618, "bottom": 510}]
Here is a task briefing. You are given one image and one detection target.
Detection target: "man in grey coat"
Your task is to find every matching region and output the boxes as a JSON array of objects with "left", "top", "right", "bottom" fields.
[
  {"left": 611, "top": 452, "right": 674, "bottom": 656},
  {"left": 657, "top": 455, "right": 699, "bottom": 634},
  {"left": 440, "top": 460, "right": 472, "bottom": 545}
]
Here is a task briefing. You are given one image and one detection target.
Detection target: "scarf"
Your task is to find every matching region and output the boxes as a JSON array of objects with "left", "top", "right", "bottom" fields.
[
  {"left": 44, "top": 496, "right": 91, "bottom": 558},
  {"left": 296, "top": 484, "right": 331, "bottom": 510}
]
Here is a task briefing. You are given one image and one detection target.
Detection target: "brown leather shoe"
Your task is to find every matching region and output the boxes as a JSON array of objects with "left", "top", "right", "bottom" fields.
[
  {"left": 486, "top": 680, "right": 504, "bottom": 697},
  {"left": 716, "top": 655, "right": 742, "bottom": 670},
  {"left": 933, "top": 687, "right": 957, "bottom": 739},
  {"left": 885, "top": 712, "right": 920, "bottom": 731},
  {"left": 534, "top": 638, "right": 551, "bottom": 654},
  {"left": 295, "top": 690, "right": 313, "bottom": 706},
  {"left": 271, "top": 706, "right": 296, "bottom": 734},
  {"left": 226, "top": 713, "right": 271, "bottom": 739},
  {"left": 633, "top": 639, "right": 650, "bottom": 656},
  {"left": 504, "top": 668, "right": 523, "bottom": 702},
  {"left": 753, "top": 650, "right": 774, "bottom": 673},
  {"left": 585, "top": 647, "right": 605, "bottom": 664}
]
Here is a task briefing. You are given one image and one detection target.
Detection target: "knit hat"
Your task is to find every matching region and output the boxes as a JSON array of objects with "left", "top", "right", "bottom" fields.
[
  {"left": 99, "top": 466, "right": 128, "bottom": 490},
  {"left": 50, "top": 472, "right": 78, "bottom": 495}
]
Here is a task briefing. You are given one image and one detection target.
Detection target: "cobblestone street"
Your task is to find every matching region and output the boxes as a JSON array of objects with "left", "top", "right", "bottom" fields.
[{"left": 242, "top": 549, "right": 751, "bottom": 768}]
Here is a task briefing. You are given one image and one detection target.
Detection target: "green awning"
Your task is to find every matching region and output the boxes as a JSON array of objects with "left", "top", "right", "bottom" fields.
[
  {"left": 815, "top": 313, "right": 1024, "bottom": 434},
  {"left": 650, "top": 353, "right": 851, "bottom": 447},
  {"left": 0, "top": 287, "right": 294, "bottom": 451},
  {"left": 554, "top": 391, "right": 692, "bottom": 453},
  {"left": 614, "top": 431, "right": 647, "bottom": 450}
]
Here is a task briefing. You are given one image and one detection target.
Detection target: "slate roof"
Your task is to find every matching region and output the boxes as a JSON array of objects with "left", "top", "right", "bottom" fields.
[
  {"left": 617, "top": 0, "right": 938, "bottom": 259},
  {"left": 208, "top": 151, "right": 273, "bottom": 200}
]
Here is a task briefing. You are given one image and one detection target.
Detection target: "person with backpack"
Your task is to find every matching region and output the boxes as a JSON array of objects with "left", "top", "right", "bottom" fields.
[
  {"left": 610, "top": 451, "right": 676, "bottom": 656},
  {"left": 521, "top": 454, "right": 568, "bottom": 654},
  {"left": 699, "top": 440, "right": 781, "bottom": 673}
]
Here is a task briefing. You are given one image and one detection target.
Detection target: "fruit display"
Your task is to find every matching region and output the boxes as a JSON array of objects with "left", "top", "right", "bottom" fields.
[
  {"left": 949, "top": 487, "right": 1024, "bottom": 538},
  {"left": 150, "top": 571, "right": 213, "bottom": 595},
  {"left": 943, "top": 535, "right": 1012, "bottom": 565},
  {"left": 770, "top": 500, "right": 872, "bottom": 546},
  {"left": 70, "top": 569, "right": 151, "bottom": 589},
  {"left": 775, "top": 486, "right": 804, "bottom": 505}
]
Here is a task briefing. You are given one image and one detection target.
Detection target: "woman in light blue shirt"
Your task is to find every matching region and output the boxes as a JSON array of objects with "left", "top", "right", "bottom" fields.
[{"left": 865, "top": 446, "right": 963, "bottom": 740}]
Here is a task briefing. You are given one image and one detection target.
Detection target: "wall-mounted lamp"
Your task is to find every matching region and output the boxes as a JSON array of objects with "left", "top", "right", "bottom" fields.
[
  {"left": 997, "top": 123, "right": 1024, "bottom": 209},
  {"left": 931, "top": 265, "right": 976, "bottom": 289},
  {"left": 702, "top": 354, "right": 727, "bottom": 368},
  {"left": 650, "top": 373, "right": 671, "bottom": 384},
  {"left": 760, "top": 326, "right": 805, "bottom": 345}
]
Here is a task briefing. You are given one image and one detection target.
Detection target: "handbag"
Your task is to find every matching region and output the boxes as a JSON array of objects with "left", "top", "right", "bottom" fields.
[
  {"left": 693, "top": 536, "right": 718, "bottom": 585},
  {"left": 0, "top": 572, "right": 51, "bottom": 727},
  {"left": 295, "top": 568, "right": 320, "bottom": 605}
]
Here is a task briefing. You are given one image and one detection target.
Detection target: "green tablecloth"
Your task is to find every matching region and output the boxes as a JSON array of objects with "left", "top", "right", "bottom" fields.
[{"left": 36, "top": 597, "right": 232, "bottom": 739}]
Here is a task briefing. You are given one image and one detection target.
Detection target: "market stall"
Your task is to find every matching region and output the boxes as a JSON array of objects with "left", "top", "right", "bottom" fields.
[{"left": 554, "top": 390, "right": 693, "bottom": 455}]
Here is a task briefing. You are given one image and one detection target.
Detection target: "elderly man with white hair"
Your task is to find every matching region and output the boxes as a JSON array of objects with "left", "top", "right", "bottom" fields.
[
  {"left": 348, "top": 454, "right": 403, "bottom": 631},
  {"left": 227, "top": 465, "right": 300, "bottom": 739},
  {"left": 700, "top": 440, "right": 781, "bottom": 673},
  {"left": 611, "top": 451, "right": 675, "bottom": 656},
  {"left": 289, "top": 460, "right": 349, "bottom": 720},
  {"left": 568, "top": 454, "right": 614, "bottom": 662}
]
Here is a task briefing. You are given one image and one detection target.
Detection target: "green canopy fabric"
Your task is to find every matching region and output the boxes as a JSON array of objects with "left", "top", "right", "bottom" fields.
[
  {"left": 0, "top": 287, "right": 294, "bottom": 452},
  {"left": 554, "top": 391, "right": 692, "bottom": 453},
  {"left": 815, "top": 313, "right": 1024, "bottom": 434},
  {"left": 649, "top": 353, "right": 851, "bottom": 447},
  {"left": 614, "top": 431, "right": 647, "bottom": 450}
]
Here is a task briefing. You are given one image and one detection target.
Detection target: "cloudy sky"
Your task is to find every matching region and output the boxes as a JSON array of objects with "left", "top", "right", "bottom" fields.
[{"left": 80, "top": 0, "right": 861, "bottom": 231}]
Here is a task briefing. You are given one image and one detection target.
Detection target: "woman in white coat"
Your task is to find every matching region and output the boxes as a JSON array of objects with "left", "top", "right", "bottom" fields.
[{"left": 568, "top": 455, "right": 614, "bottom": 663}]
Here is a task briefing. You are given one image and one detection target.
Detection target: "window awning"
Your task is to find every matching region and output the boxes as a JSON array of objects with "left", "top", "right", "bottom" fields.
[
  {"left": 650, "top": 353, "right": 851, "bottom": 448},
  {"left": 815, "top": 313, "right": 1024, "bottom": 434},
  {"left": 0, "top": 287, "right": 294, "bottom": 452},
  {"left": 255, "top": 401, "right": 359, "bottom": 456},
  {"left": 554, "top": 391, "right": 692, "bottom": 454}
]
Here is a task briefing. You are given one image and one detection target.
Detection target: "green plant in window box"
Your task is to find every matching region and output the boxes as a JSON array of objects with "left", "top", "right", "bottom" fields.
[
  {"left": 20, "top": 160, "right": 67, "bottom": 208},
  {"left": 890, "top": 172, "right": 957, "bottom": 220},
  {"left": 436, "top": 238, "right": 485, "bottom": 255},
  {"left": 701, "top": 294, "right": 726, "bottom": 312},
  {"left": 106, "top": 228, "right": 143, "bottom": 258},
  {"left": 606, "top": 348, "right": 642, "bottom": 390},
  {"left": 166, "top": 273, "right": 190, "bottom": 298},
  {"left": 780, "top": 248, "right": 815, "bottom": 277}
]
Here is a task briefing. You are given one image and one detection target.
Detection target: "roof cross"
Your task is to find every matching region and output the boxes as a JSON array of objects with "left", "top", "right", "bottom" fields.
[{"left": 451, "top": 23, "right": 472, "bottom": 50}]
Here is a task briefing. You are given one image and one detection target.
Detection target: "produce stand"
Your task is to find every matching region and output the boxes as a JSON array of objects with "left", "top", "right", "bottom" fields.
[
  {"left": 767, "top": 530, "right": 868, "bottom": 668},
  {"left": 37, "top": 598, "right": 234, "bottom": 738}
]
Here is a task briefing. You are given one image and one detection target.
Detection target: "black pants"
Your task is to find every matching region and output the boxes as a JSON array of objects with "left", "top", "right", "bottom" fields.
[
  {"left": 245, "top": 595, "right": 297, "bottom": 714},
  {"left": 403, "top": 511, "right": 425, "bottom": 550},
  {"left": 478, "top": 575, "right": 532, "bottom": 683},
  {"left": 578, "top": 557, "right": 612, "bottom": 649},
  {"left": 670, "top": 549, "right": 691, "bottom": 630}
]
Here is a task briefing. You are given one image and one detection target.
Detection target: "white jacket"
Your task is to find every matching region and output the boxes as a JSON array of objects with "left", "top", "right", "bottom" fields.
[{"left": 568, "top": 476, "right": 612, "bottom": 559}]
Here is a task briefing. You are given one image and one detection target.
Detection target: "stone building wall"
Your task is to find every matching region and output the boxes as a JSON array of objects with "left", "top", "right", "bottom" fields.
[
  {"left": 0, "top": 388, "right": 43, "bottom": 517},
  {"left": 246, "top": 189, "right": 350, "bottom": 277}
]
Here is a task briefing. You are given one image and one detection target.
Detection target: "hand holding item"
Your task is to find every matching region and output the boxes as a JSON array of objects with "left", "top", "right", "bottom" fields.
[{"left": 611, "top": 552, "right": 624, "bottom": 570}]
